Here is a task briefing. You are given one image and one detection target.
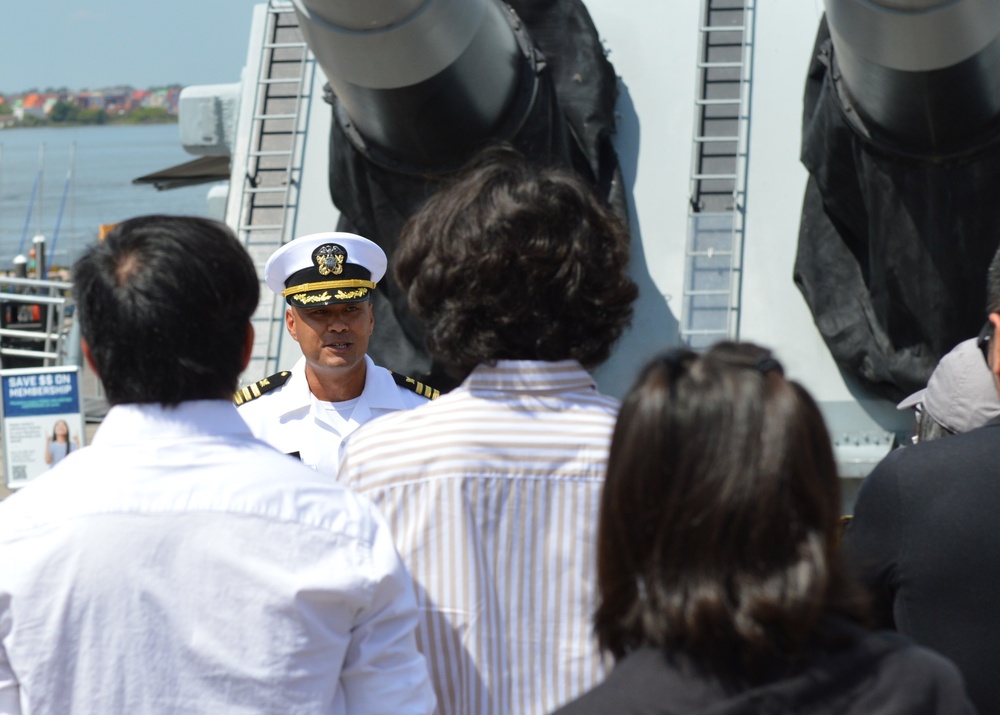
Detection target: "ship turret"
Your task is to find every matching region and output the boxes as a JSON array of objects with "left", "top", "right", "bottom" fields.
[
  {"left": 825, "top": 0, "right": 1000, "bottom": 154},
  {"left": 291, "top": 0, "right": 525, "bottom": 167},
  {"left": 290, "top": 0, "right": 622, "bottom": 385},
  {"left": 796, "top": 0, "right": 1000, "bottom": 400}
]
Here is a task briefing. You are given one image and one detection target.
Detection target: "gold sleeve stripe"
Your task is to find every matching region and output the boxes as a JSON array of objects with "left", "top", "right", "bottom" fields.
[
  {"left": 282, "top": 279, "right": 376, "bottom": 297},
  {"left": 389, "top": 371, "right": 440, "bottom": 400},
  {"left": 233, "top": 371, "right": 292, "bottom": 405}
]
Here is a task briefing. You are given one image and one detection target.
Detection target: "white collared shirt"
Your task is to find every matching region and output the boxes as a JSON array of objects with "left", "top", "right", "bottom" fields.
[
  {"left": 238, "top": 355, "right": 429, "bottom": 475},
  {"left": 0, "top": 401, "right": 436, "bottom": 715}
]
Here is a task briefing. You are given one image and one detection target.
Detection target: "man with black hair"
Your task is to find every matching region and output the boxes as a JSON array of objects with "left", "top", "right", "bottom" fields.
[
  {"left": 237, "top": 231, "right": 434, "bottom": 475},
  {"left": 845, "top": 243, "right": 1000, "bottom": 715},
  {"left": 338, "top": 145, "right": 639, "bottom": 715},
  {"left": 0, "top": 216, "right": 435, "bottom": 714}
]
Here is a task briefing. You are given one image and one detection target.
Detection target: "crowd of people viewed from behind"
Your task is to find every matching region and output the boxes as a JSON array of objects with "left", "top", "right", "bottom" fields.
[{"left": 0, "top": 143, "right": 992, "bottom": 713}]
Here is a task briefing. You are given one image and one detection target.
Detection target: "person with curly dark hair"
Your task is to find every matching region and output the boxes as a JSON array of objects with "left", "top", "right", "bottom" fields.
[
  {"left": 338, "top": 143, "right": 638, "bottom": 715},
  {"left": 394, "top": 144, "right": 637, "bottom": 381},
  {"left": 552, "top": 342, "right": 974, "bottom": 715}
]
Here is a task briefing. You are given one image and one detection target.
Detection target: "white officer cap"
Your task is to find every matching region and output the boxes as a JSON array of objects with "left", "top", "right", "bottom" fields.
[{"left": 264, "top": 231, "right": 387, "bottom": 308}]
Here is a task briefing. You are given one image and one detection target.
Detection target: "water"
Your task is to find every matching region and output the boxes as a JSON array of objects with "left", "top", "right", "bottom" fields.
[{"left": 0, "top": 124, "right": 221, "bottom": 269}]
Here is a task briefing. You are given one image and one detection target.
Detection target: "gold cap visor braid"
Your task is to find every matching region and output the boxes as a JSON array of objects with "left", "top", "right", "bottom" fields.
[{"left": 281, "top": 279, "right": 376, "bottom": 297}]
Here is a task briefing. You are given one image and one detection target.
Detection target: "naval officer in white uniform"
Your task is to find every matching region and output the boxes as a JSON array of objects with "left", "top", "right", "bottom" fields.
[{"left": 237, "top": 231, "right": 436, "bottom": 475}]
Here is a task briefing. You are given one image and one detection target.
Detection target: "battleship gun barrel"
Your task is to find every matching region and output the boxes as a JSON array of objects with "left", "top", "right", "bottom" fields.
[
  {"left": 284, "top": 0, "right": 620, "bottom": 386},
  {"left": 291, "top": 0, "right": 525, "bottom": 167},
  {"left": 825, "top": 0, "right": 1000, "bottom": 153}
]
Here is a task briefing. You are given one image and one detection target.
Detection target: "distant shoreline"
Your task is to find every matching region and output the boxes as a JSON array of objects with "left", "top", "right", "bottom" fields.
[{"left": 0, "top": 117, "right": 178, "bottom": 130}]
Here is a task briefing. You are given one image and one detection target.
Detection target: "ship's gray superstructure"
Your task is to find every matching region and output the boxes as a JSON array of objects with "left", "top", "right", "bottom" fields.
[{"left": 164, "top": 0, "right": 1000, "bottom": 499}]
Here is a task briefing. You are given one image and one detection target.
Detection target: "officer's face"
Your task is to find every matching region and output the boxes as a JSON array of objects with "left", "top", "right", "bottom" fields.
[{"left": 286, "top": 301, "right": 374, "bottom": 378}]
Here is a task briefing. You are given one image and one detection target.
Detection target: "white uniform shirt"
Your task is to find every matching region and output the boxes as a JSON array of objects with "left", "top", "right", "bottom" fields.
[
  {"left": 339, "top": 360, "right": 616, "bottom": 715},
  {"left": 238, "top": 355, "right": 429, "bottom": 475},
  {"left": 0, "top": 401, "right": 436, "bottom": 715}
]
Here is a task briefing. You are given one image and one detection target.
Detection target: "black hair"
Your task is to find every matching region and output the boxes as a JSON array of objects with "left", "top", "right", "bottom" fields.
[
  {"left": 594, "top": 342, "right": 869, "bottom": 685},
  {"left": 72, "top": 215, "right": 259, "bottom": 405}
]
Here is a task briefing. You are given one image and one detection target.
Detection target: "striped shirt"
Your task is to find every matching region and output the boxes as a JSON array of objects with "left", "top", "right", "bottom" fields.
[{"left": 338, "top": 360, "right": 617, "bottom": 715}]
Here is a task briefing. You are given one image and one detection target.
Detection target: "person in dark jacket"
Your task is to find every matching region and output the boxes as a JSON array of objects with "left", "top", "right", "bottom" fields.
[
  {"left": 553, "top": 342, "right": 975, "bottom": 715},
  {"left": 843, "top": 245, "right": 1000, "bottom": 715}
]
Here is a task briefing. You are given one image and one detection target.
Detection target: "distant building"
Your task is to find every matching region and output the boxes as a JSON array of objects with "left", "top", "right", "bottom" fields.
[
  {"left": 101, "top": 86, "right": 134, "bottom": 115},
  {"left": 2, "top": 84, "right": 181, "bottom": 121},
  {"left": 129, "top": 89, "right": 149, "bottom": 111},
  {"left": 14, "top": 94, "right": 45, "bottom": 120},
  {"left": 76, "top": 91, "right": 102, "bottom": 110}
]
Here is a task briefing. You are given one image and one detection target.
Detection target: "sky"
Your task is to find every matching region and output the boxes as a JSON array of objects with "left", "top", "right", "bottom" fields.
[{"left": 2, "top": 0, "right": 257, "bottom": 94}]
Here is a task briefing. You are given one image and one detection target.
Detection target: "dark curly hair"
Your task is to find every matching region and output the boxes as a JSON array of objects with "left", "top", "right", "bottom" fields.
[{"left": 394, "top": 144, "right": 638, "bottom": 378}]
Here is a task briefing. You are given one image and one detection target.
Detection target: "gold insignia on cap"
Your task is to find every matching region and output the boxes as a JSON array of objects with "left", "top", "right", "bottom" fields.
[
  {"left": 314, "top": 243, "right": 346, "bottom": 276},
  {"left": 293, "top": 291, "right": 333, "bottom": 304},
  {"left": 334, "top": 288, "right": 368, "bottom": 300}
]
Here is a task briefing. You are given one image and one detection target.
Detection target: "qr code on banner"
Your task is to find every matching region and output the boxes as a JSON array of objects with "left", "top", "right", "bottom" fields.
[{"left": 12, "top": 466, "right": 27, "bottom": 482}]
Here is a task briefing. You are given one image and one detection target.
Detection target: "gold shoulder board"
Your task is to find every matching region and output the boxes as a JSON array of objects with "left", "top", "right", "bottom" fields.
[
  {"left": 233, "top": 371, "right": 292, "bottom": 406},
  {"left": 389, "top": 371, "right": 440, "bottom": 400}
]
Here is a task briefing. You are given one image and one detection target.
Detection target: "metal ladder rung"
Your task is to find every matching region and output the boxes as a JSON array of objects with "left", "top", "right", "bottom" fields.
[
  {"left": 260, "top": 78, "right": 304, "bottom": 85},
  {"left": 268, "top": 59, "right": 308, "bottom": 67},
  {"left": 685, "top": 290, "right": 733, "bottom": 297},
  {"left": 693, "top": 173, "right": 737, "bottom": 181},
  {"left": 699, "top": 61, "right": 744, "bottom": 69},
  {"left": 694, "top": 136, "right": 738, "bottom": 142},
  {"left": 688, "top": 250, "right": 735, "bottom": 257},
  {"left": 695, "top": 98, "right": 741, "bottom": 106},
  {"left": 259, "top": 96, "right": 305, "bottom": 104},
  {"left": 246, "top": 235, "right": 292, "bottom": 248},
  {"left": 239, "top": 224, "right": 286, "bottom": 231},
  {"left": 243, "top": 243, "right": 286, "bottom": 250},
  {"left": 682, "top": 329, "right": 732, "bottom": 336},
  {"left": 245, "top": 187, "right": 290, "bottom": 194},
  {"left": 254, "top": 113, "right": 299, "bottom": 120},
  {"left": 700, "top": 25, "right": 745, "bottom": 32},
  {"left": 263, "top": 41, "right": 308, "bottom": 50},
  {"left": 250, "top": 150, "right": 294, "bottom": 157}
]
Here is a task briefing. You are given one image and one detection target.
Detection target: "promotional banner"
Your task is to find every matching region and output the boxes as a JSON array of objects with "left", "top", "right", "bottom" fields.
[{"left": 1, "top": 366, "right": 84, "bottom": 489}]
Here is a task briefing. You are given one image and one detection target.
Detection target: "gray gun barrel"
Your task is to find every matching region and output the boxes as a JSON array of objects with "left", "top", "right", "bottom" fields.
[
  {"left": 826, "top": 0, "right": 1000, "bottom": 153},
  {"left": 292, "top": 0, "right": 525, "bottom": 167}
]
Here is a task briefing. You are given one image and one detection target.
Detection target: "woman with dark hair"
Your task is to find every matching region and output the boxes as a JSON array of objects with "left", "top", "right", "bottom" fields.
[{"left": 553, "top": 342, "right": 974, "bottom": 714}]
